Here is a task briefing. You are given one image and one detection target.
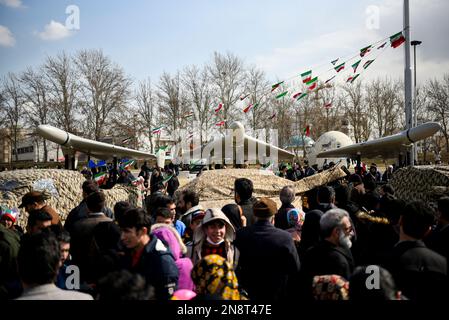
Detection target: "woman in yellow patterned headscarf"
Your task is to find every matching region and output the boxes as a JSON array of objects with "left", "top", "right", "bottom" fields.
[{"left": 191, "top": 254, "right": 242, "bottom": 300}]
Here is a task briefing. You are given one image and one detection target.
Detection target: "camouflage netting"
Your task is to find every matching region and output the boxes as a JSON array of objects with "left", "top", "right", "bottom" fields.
[
  {"left": 390, "top": 166, "right": 449, "bottom": 206},
  {"left": 178, "top": 163, "right": 348, "bottom": 209},
  {"left": 0, "top": 169, "right": 141, "bottom": 229}
]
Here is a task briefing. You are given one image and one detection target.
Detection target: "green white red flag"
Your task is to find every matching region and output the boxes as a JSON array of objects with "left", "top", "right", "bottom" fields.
[
  {"left": 94, "top": 171, "right": 107, "bottom": 186},
  {"left": 152, "top": 126, "right": 164, "bottom": 135},
  {"left": 363, "top": 60, "right": 375, "bottom": 69},
  {"left": 325, "top": 75, "right": 336, "bottom": 84},
  {"left": 306, "top": 77, "right": 318, "bottom": 90},
  {"left": 243, "top": 103, "right": 259, "bottom": 113},
  {"left": 301, "top": 70, "right": 312, "bottom": 83},
  {"left": 377, "top": 42, "right": 387, "bottom": 49},
  {"left": 304, "top": 125, "right": 310, "bottom": 137},
  {"left": 275, "top": 91, "right": 288, "bottom": 99},
  {"left": 271, "top": 81, "right": 284, "bottom": 92},
  {"left": 390, "top": 32, "right": 405, "bottom": 48},
  {"left": 350, "top": 74, "right": 360, "bottom": 83},
  {"left": 360, "top": 45, "right": 371, "bottom": 57},
  {"left": 334, "top": 63, "right": 345, "bottom": 73},
  {"left": 352, "top": 60, "right": 361, "bottom": 73}
]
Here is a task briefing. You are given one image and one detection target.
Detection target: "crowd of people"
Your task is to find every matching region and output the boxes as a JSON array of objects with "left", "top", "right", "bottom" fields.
[{"left": 0, "top": 161, "right": 448, "bottom": 301}]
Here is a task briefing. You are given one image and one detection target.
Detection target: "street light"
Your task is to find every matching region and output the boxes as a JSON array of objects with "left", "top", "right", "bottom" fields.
[{"left": 411, "top": 40, "right": 422, "bottom": 164}]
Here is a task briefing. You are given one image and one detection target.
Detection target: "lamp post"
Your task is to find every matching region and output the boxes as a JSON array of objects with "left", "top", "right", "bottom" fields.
[{"left": 411, "top": 40, "right": 422, "bottom": 163}]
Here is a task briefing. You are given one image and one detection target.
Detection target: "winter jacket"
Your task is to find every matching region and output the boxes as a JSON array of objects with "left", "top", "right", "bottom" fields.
[{"left": 151, "top": 224, "right": 194, "bottom": 291}]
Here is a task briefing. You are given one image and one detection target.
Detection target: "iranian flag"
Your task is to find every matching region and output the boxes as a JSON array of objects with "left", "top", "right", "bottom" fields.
[
  {"left": 152, "top": 126, "right": 164, "bottom": 135},
  {"left": 377, "top": 42, "right": 387, "bottom": 49},
  {"left": 334, "top": 62, "right": 345, "bottom": 73},
  {"left": 292, "top": 92, "right": 303, "bottom": 99},
  {"left": 215, "top": 120, "right": 226, "bottom": 127},
  {"left": 306, "top": 77, "right": 318, "bottom": 91},
  {"left": 390, "top": 32, "right": 405, "bottom": 48},
  {"left": 304, "top": 125, "right": 310, "bottom": 137},
  {"left": 347, "top": 75, "right": 354, "bottom": 83},
  {"left": 352, "top": 60, "right": 361, "bottom": 73},
  {"left": 324, "top": 102, "right": 332, "bottom": 109},
  {"left": 275, "top": 91, "right": 288, "bottom": 99},
  {"left": 363, "top": 60, "right": 375, "bottom": 69},
  {"left": 296, "top": 93, "right": 308, "bottom": 101},
  {"left": 271, "top": 81, "right": 284, "bottom": 92},
  {"left": 301, "top": 70, "right": 312, "bottom": 83},
  {"left": 331, "top": 58, "right": 339, "bottom": 65},
  {"left": 215, "top": 103, "right": 223, "bottom": 113},
  {"left": 94, "top": 171, "right": 107, "bottom": 186},
  {"left": 360, "top": 45, "right": 371, "bottom": 57},
  {"left": 325, "top": 75, "right": 336, "bottom": 84},
  {"left": 121, "top": 159, "right": 135, "bottom": 170},
  {"left": 350, "top": 74, "right": 360, "bottom": 83},
  {"left": 243, "top": 103, "right": 259, "bottom": 113}
]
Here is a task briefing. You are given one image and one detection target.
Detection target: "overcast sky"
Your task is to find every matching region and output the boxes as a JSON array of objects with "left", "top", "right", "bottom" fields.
[{"left": 1, "top": 0, "right": 448, "bottom": 87}]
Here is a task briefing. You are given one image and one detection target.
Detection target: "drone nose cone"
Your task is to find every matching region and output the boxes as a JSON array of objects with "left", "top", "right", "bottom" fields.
[
  {"left": 408, "top": 122, "right": 441, "bottom": 142},
  {"left": 37, "top": 125, "right": 70, "bottom": 145}
]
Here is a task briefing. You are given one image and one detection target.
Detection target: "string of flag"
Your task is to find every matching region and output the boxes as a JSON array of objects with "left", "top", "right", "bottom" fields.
[{"left": 233, "top": 30, "right": 406, "bottom": 120}]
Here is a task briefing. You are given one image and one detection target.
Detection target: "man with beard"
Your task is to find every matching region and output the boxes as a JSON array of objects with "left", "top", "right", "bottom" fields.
[
  {"left": 178, "top": 190, "right": 203, "bottom": 229},
  {"left": 299, "top": 208, "right": 355, "bottom": 300}
]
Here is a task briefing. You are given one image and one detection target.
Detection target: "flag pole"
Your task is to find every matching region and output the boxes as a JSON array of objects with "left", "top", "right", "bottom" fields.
[{"left": 404, "top": 0, "right": 414, "bottom": 166}]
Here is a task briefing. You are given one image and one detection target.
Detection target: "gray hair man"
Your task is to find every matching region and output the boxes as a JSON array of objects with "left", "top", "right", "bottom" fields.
[{"left": 301, "top": 208, "right": 355, "bottom": 284}]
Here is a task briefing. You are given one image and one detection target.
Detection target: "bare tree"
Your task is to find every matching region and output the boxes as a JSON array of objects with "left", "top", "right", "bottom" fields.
[
  {"left": 136, "top": 78, "right": 157, "bottom": 153},
  {"left": 182, "top": 65, "right": 214, "bottom": 144},
  {"left": 20, "top": 66, "right": 52, "bottom": 161},
  {"left": 366, "top": 78, "right": 403, "bottom": 138},
  {"left": 243, "top": 66, "right": 270, "bottom": 137},
  {"left": 207, "top": 52, "right": 245, "bottom": 128},
  {"left": 157, "top": 71, "right": 189, "bottom": 140},
  {"left": 312, "top": 83, "right": 340, "bottom": 136},
  {"left": 1, "top": 73, "right": 25, "bottom": 161},
  {"left": 341, "top": 82, "right": 371, "bottom": 143},
  {"left": 426, "top": 75, "right": 449, "bottom": 153},
  {"left": 43, "top": 52, "right": 80, "bottom": 133},
  {"left": 414, "top": 87, "right": 433, "bottom": 163},
  {"left": 75, "top": 49, "right": 132, "bottom": 140}
]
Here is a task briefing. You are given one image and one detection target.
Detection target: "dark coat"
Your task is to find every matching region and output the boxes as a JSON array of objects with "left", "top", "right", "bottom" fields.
[
  {"left": 239, "top": 197, "right": 256, "bottom": 226},
  {"left": 384, "top": 240, "right": 447, "bottom": 301},
  {"left": 298, "top": 240, "right": 354, "bottom": 300},
  {"left": 274, "top": 203, "right": 295, "bottom": 230},
  {"left": 166, "top": 176, "right": 180, "bottom": 197},
  {"left": 234, "top": 220, "right": 301, "bottom": 301},
  {"left": 121, "top": 236, "right": 179, "bottom": 300},
  {"left": 301, "top": 240, "right": 354, "bottom": 280},
  {"left": 70, "top": 213, "right": 113, "bottom": 282},
  {"left": 64, "top": 200, "right": 114, "bottom": 235},
  {"left": 426, "top": 224, "right": 449, "bottom": 274}
]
